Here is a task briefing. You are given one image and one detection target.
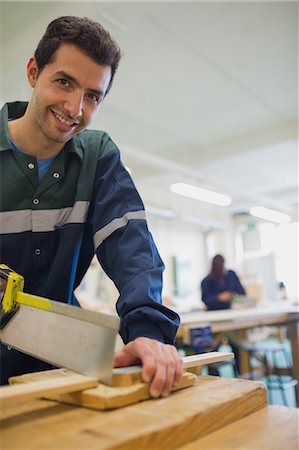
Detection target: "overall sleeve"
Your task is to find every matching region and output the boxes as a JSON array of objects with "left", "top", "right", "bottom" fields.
[{"left": 89, "top": 148, "right": 180, "bottom": 344}]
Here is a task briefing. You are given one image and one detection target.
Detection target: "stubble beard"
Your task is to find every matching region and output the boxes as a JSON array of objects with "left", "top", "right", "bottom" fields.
[{"left": 32, "top": 98, "right": 79, "bottom": 146}]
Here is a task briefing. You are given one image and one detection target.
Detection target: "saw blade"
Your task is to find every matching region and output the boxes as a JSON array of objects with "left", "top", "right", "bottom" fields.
[{"left": 0, "top": 301, "right": 119, "bottom": 385}]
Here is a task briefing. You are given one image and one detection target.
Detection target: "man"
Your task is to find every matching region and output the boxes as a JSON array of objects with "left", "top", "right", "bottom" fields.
[
  {"left": 201, "top": 254, "right": 246, "bottom": 311},
  {"left": 0, "top": 16, "right": 183, "bottom": 397}
]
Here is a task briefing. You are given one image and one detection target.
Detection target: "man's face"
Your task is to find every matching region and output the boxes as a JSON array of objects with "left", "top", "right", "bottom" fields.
[{"left": 27, "top": 43, "right": 112, "bottom": 146}]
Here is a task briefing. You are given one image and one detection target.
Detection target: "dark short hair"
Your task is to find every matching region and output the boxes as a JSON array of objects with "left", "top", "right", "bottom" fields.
[{"left": 34, "top": 16, "right": 121, "bottom": 95}]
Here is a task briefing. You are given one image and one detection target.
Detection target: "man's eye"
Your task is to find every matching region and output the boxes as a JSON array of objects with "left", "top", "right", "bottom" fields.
[
  {"left": 57, "top": 79, "right": 69, "bottom": 87},
  {"left": 87, "top": 93, "right": 100, "bottom": 104}
]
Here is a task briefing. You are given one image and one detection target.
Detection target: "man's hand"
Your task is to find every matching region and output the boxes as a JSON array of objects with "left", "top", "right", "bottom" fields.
[
  {"left": 218, "top": 291, "right": 232, "bottom": 302},
  {"left": 113, "top": 337, "right": 184, "bottom": 398}
]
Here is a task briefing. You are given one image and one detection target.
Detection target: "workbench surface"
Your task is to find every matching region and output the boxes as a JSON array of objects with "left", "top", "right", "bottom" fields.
[
  {"left": 178, "top": 405, "right": 299, "bottom": 450},
  {"left": 1, "top": 375, "right": 268, "bottom": 449}
]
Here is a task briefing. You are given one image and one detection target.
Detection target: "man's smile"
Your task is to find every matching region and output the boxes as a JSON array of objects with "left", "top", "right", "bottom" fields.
[{"left": 51, "top": 109, "right": 79, "bottom": 128}]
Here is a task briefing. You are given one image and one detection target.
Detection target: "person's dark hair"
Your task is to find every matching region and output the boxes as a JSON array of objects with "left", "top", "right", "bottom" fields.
[
  {"left": 34, "top": 16, "right": 121, "bottom": 95},
  {"left": 212, "top": 254, "right": 225, "bottom": 265},
  {"left": 211, "top": 254, "right": 225, "bottom": 280}
]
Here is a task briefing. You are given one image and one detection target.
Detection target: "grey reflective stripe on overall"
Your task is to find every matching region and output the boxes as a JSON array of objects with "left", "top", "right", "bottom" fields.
[{"left": 93, "top": 210, "right": 146, "bottom": 249}]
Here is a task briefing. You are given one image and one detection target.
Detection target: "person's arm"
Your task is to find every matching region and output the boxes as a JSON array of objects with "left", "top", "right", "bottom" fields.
[
  {"left": 90, "top": 147, "right": 183, "bottom": 396},
  {"left": 230, "top": 271, "right": 246, "bottom": 296},
  {"left": 201, "top": 277, "right": 231, "bottom": 310}
]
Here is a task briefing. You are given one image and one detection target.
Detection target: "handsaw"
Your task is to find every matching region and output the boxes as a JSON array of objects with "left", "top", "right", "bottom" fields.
[{"left": 0, "top": 265, "right": 120, "bottom": 385}]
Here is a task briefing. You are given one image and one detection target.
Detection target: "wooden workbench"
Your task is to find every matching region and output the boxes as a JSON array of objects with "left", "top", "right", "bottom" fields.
[
  {"left": 178, "top": 405, "right": 299, "bottom": 450},
  {"left": 178, "top": 303, "right": 299, "bottom": 401},
  {"left": 1, "top": 375, "right": 269, "bottom": 449}
]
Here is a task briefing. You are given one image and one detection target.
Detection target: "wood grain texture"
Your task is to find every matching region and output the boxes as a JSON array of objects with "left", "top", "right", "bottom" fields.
[
  {"left": 177, "top": 405, "right": 299, "bottom": 450},
  {"left": 182, "top": 352, "right": 234, "bottom": 369},
  {"left": 5, "top": 352, "right": 233, "bottom": 409},
  {"left": 1, "top": 376, "right": 268, "bottom": 450},
  {"left": 9, "top": 369, "right": 196, "bottom": 410},
  {"left": 111, "top": 352, "right": 234, "bottom": 386},
  {"left": 0, "top": 372, "right": 98, "bottom": 407}
]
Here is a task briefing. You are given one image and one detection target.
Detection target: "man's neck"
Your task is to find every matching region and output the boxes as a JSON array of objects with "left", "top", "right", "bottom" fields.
[{"left": 8, "top": 113, "right": 64, "bottom": 160}]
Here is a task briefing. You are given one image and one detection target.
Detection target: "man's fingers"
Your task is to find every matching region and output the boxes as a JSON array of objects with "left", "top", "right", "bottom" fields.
[
  {"left": 149, "top": 356, "right": 168, "bottom": 398},
  {"left": 172, "top": 347, "right": 184, "bottom": 387},
  {"left": 142, "top": 341, "right": 183, "bottom": 398},
  {"left": 113, "top": 347, "right": 140, "bottom": 368},
  {"left": 113, "top": 337, "right": 184, "bottom": 398},
  {"left": 141, "top": 350, "right": 157, "bottom": 383},
  {"left": 160, "top": 344, "right": 183, "bottom": 396},
  {"left": 161, "top": 348, "right": 176, "bottom": 397}
]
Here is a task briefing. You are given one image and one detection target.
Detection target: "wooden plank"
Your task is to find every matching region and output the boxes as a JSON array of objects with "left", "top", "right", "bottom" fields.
[
  {"left": 177, "top": 405, "right": 299, "bottom": 450},
  {"left": 0, "top": 376, "right": 268, "bottom": 450},
  {"left": 182, "top": 352, "right": 233, "bottom": 369},
  {"left": 0, "top": 372, "right": 98, "bottom": 407},
  {"left": 9, "top": 369, "right": 196, "bottom": 410},
  {"left": 111, "top": 352, "right": 233, "bottom": 386},
  {"left": 3, "top": 352, "right": 233, "bottom": 408},
  {"left": 49, "top": 371, "right": 196, "bottom": 410}
]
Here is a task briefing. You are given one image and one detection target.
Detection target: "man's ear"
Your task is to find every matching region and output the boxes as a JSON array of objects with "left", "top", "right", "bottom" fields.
[{"left": 27, "top": 57, "right": 39, "bottom": 87}]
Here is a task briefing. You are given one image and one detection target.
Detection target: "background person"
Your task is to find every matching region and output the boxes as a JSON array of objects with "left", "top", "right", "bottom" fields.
[
  {"left": 200, "top": 254, "right": 246, "bottom": 374},
  {"left": 201, "top": 254, "right": 246, "bottom": 311}
]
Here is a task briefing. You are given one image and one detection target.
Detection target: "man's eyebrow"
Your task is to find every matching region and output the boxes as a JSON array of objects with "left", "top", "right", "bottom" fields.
[{"left": 55, "top": 71, "right": 104, "bottom": 97}]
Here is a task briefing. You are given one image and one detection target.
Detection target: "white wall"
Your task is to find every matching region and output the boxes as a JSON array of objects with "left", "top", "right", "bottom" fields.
[{"left": 147, "top": 216, "right": 206, "bottom": 308}]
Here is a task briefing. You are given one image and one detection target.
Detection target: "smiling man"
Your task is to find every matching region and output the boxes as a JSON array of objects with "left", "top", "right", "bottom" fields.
[
  {"left": 9, "top": 44, "right": 111, "bottom": 158},
  {"left": 0, "top": 16, "right": 183, "bottom": 397}
]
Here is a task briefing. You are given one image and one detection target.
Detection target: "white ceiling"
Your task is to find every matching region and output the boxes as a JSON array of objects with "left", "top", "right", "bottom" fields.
[{"left": 1, "top": 1, "right": 298, "bottom": 227}]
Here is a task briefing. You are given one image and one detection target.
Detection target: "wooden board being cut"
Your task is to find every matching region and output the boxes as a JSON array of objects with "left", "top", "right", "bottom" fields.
[
  {"left": 1, "top": 376, "right": 268, "bottom": 450},
  {"left": 8, "top": 368, "right": 197, "bottom": 410},
  {"left": 6, "top": 352, "right": 233, "bottom": 409},
  {"left": 0, "top": 372, "right": 98, "bottom": 407}
]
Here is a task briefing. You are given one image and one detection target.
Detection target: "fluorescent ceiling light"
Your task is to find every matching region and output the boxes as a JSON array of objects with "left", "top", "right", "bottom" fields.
[
  {"left": 250, "top": 206, "right": 291, "bottom": 224},
  {"left": 170, "top": 182, "right": 232, "bottom": 206}
]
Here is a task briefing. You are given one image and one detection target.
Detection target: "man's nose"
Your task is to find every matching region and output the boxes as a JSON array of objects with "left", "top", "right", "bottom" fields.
[{"left": 64, "top": 91, "right": 84, "bottom": 118}]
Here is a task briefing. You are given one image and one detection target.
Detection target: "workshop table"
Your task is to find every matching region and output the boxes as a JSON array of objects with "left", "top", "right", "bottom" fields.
[
  {"left": 0, "top": 375, "right": 270, "bottom": 450},
  {"left": 178, "top": 303, "right": 299, "bottom": 401},
  {"left": 178, "top": 405, "right": 299, "bottom": 450}
]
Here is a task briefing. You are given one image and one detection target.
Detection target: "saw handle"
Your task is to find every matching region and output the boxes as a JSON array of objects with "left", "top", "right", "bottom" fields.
[{"left": 0, "top": 264, "right": 24, "bottom": 329}]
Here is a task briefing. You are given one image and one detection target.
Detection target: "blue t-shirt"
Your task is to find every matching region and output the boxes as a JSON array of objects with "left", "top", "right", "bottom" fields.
[{"left": 10, "top": 139, "right": 55, "bottom": 181}]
